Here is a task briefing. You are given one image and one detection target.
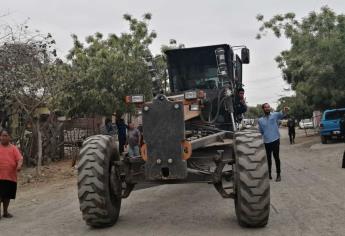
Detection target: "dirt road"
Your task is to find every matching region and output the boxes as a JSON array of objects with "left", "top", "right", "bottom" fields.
[{"left": 1, "top": 129, "right": 345, "bottom": 236}]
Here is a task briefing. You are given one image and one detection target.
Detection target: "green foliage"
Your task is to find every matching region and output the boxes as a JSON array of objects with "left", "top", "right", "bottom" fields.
[
  {"left": 0, "top": 20, "right": 59, "bottom": 119},
  {"left": 276, "top": 95, "right": 313, "bottom": 120},
  {"left": 154, "top": 39, "right": 185, "bottom": 93},
  {"left": 58, "top": 13, "right": 157, "bottom": 117},
  {"left": 0, "top": 17, "right": 63, "bottom": 168},
  {"left": 161, "top": 39, "right": 185, "bottom": 53},
  {"left": 257, "top": 6, "right": 345, "bottom": 110},
  {"left": 246, "top": 105, "right": 263, "bottom": 118}
]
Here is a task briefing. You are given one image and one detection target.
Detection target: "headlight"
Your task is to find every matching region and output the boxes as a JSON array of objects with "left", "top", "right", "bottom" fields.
[
  {"left": 184, "top": 91, "right": 197, "bottom": 100},
  {"left": 189, "top": 104, "right": 200, "bottom": 111},
  {"left": 125, "top": 95, "right": 144, "bottom": 103}
]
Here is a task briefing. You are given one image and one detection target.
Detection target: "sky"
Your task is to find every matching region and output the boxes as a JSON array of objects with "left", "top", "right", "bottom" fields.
[{"left": 2, "top": 0, "right": 345, "bottom": 108}]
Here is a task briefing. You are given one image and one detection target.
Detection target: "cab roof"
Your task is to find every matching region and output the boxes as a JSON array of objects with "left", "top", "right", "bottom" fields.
[{"left": 165, "top": 44, "right": 231, "bottom": 54}]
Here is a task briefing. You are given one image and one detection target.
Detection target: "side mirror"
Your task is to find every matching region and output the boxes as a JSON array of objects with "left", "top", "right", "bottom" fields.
[{"left": 241, "top": 48, "right": 250, "bottom": 64}]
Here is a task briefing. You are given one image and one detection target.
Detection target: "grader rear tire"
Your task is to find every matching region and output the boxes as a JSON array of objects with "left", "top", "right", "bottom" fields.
[
  {"left": 234, "top": 130, "right": 270, "bottom": 227},
  {"left": 78, "top": 135, "right": 122, "bottom": 228}
]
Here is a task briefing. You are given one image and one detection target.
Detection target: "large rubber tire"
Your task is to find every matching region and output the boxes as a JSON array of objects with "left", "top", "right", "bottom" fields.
[
  {"left": 78, "top": 135, "right": 122, "bottom": 228},
  {"left": 321, "top": 135, "right": 328, "bottom": 144},
  {"left": 234, "top": 130, "right": 270, "bottom": 228}
]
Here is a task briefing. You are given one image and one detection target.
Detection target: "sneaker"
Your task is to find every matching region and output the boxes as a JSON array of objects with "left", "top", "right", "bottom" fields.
[{"left": 276, "top": 175, "right": 281, "bottom": 182}]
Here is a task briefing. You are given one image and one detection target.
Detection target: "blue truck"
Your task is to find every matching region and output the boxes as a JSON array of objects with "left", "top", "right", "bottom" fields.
[{"left": 320, "top": 108, "right": 345, "bottom": 144}]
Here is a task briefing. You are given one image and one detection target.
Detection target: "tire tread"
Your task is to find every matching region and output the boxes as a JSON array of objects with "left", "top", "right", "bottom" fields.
[{"left": 235, "top": 131, "right": 270, "bottom": 227}]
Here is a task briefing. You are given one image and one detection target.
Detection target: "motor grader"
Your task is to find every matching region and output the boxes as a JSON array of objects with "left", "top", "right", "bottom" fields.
[{"left": 77, "top": 44, "right": 270, "bottom": 228}]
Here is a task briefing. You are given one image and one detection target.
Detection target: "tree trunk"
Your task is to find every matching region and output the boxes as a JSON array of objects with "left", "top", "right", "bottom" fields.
[{"left": 36, "top": 119, "right": 43, "bottom": 175}]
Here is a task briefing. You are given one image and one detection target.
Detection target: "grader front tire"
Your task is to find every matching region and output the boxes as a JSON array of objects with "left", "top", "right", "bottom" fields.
[
  {"left": 78, "top": 135, "right": 122, "bottom": 228},
  {"left": 234, "top": 130, "right": 270, "bottom": 228}
]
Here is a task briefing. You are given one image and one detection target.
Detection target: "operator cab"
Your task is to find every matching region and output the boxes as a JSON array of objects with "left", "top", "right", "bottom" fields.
[{"left": 165, "top": 44, "right": 235, "bottom": 93}]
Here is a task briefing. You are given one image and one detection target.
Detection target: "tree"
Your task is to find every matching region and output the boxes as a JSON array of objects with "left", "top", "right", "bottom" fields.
[
  {"left": 57, "top": 13, "right": 157, "bottom": 117},
  {"left": 149, "top": 39, "right": 185, "bottom": 93},
  {"left": 276, "top": 96, "right": 313, "bottom": 120},
  {"left": 257, "top": 6, "right": 345, "bottom": 110},
  {"left": 246, "top": 105, "right": 263, "bottom": 118},
  {"left": 0, "top": 18, "right": 62, "bottom": 172}
]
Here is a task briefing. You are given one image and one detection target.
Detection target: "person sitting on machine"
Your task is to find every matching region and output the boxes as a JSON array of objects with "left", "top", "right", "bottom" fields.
[{"left": 235, "top": 88, "right": 247, "bottom": 121}]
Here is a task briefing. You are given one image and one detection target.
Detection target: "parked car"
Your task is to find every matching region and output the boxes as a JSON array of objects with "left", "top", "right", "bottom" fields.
[
  {"left": 299, "top": 118, "right": 314, "bottom": 129},
  {"left": 320, "top": 108, "right": 345, "bottom": 144},
  {"left": 242, "top": 118, "right": 255, "bottom": 129}
]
